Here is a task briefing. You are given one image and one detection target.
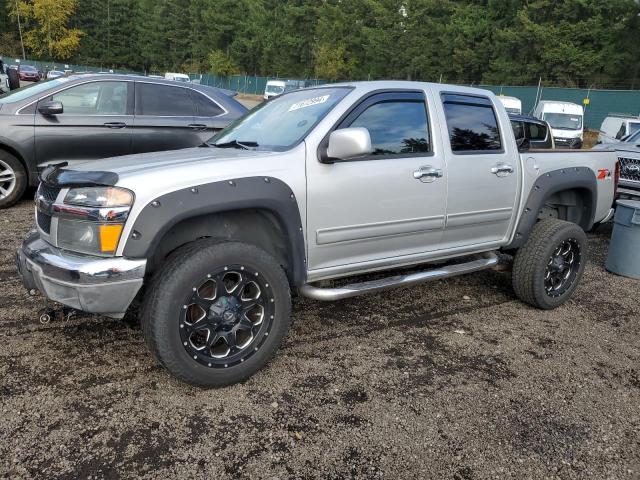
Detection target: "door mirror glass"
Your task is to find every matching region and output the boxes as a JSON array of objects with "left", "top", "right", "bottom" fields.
[
  {"left": 325, "top": 127, "right": 372, "bottom": 161},
  {"left": 516, "top": 137, "right": 530, "bottom": 152},
  {"left": 38, "top": 100, "right": 63, "bottom": 116}
]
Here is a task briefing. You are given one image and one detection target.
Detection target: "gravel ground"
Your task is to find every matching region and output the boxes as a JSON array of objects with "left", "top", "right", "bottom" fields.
[{"left": 1, "top": 198, "right": 639, "bottom": 479}]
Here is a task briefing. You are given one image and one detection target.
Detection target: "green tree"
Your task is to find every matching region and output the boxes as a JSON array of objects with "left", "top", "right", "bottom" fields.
[
  {"left": 207, "top": 49, "right": 239, "bottom": 75},
  {"left": 15, "top": 0, "right": 83, "bottom": 59}
]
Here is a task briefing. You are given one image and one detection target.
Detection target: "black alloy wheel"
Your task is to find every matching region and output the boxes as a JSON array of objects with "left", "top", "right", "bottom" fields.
[{"left": 180, "top": 265, "right": 275, "bottom": 368}]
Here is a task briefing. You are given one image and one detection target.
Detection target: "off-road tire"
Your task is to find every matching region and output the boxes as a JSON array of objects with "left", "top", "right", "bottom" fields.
[
  {"left": 0, "top": 151, "right": 27, "bottom": 209},
  {"left": 7, "top": 68, "right": 19, "bottom": 90},
  {"left": 512, "top": 219, "right": 587, "bottom": 309},
  {"left": 141, "top": 240, "right": 292, "bottom": 387}
]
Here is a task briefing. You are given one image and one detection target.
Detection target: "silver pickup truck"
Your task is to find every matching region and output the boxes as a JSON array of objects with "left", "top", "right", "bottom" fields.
[{"left": 16, "top": 81, "right": 619, "bottom": 387}]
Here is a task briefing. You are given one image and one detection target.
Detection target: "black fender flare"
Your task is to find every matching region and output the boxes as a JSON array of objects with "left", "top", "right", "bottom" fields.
[
  {"left": 122, "top": 176, "right": 306, "bottom": 285},
  {"left": 506, "top": 167, "right": 597, "bottom": 249}
]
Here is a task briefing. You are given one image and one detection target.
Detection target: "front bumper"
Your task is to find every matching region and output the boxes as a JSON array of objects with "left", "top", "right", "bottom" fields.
[{"left": 16, "top": 230, "right": 146, "bottom": 318}]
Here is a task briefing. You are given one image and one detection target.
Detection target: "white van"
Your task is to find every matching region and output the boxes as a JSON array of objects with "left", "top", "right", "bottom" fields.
[
  {"left": 598, "top": 115, "right": 640, "bottom": 144},
  {"left": 533, "top": 101, "right": 584, "bottom": 149},
  {"left": 497, "top": 96, "right": 522, "bottom": 114},
  {"left": 264, "top": 80, "right": 286, "bottom": 100},
  {"left": 164, "top": 72, "right": 191, "bottom": 83}
]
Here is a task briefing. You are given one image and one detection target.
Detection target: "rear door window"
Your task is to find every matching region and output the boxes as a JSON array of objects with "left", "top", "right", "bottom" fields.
[
  {"left": 442, "top": 94, "right": 502, "bottom": 153},
  {"left": 136, "top": 83, "right": 196, "bottom": 116},
  {"left": 189, "top": 90, "right": 224, "bottom": 117}
]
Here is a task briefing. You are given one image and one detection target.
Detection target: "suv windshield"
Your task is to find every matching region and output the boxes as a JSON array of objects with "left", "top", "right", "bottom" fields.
[
  {"left": 211, "top": 87, "right": 351, "bottom": 151},
  {"left": 544, "top": 112, "right": 582, "bottom": 130},
  {"left": 0, "top": 77, "right": 70, "bottom": 104}
]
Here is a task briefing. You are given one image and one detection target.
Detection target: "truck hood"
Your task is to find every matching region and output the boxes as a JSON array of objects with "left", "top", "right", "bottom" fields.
[{"left": 67, "top": 146, "right": 282, "bottom": 179}]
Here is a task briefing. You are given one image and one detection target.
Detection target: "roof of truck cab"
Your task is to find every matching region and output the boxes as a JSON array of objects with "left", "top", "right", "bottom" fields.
[{"left": 326, "top": 80, "right": 496, "bottom": 97}]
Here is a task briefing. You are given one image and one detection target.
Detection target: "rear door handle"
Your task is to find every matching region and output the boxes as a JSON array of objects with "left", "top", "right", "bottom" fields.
[
  {"left": 103, "top": 122, "right": 126, "bottom": 129},
  {"left": 491, "top": 163, "right": 514, "bottom": 177},
  {"left": 413, "top": 165, "right": 443, "bottom": 183},
  {"left": 188, "top": 123, "right": 207, "bottom": 131}
]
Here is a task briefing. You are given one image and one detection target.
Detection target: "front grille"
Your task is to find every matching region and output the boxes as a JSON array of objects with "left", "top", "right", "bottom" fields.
[
  {"left": 619, "top": 156, "right": 640, "bottom": 183},
  {"left": 37, "top": 210, "right": 52, "bottom": 234},
  {"left": 38, "top": 183, "right": 61, "bottom": 202}
]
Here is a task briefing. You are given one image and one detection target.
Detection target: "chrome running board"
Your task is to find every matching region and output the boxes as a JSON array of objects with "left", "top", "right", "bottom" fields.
[{"left": 299, "top": 253, "right": 499, "bottom": 301}]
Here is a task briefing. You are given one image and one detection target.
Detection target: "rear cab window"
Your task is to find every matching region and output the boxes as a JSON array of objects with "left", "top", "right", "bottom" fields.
[{"left": 441, "top": 93, "right": 502, "bottom": 153}]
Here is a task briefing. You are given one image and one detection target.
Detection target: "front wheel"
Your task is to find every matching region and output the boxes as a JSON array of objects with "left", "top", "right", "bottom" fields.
[
  {"left": 142, "top": 240, "right": 292, "bottom": 387},
  {"left": 512, "top": 219, "right": 587, "bottom": 309}
]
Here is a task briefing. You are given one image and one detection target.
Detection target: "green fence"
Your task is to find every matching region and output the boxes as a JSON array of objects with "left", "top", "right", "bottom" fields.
[
  {"left": 0, "top": 56, "right": 141, "bottom": 75},
  {"left": 188, "top": 73, "right": 327, "bottom": 96}
]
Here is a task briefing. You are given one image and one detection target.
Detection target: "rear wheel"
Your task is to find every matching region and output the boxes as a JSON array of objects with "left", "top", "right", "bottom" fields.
[
  {"left": 512, "top": 219, "right": 587, "bottom": 309},
  {"left": 142, "top": 240, "right": 291, "bottom": 387},
  {"left": 0, "top": 151, "right": 27, "bottom": 209}
]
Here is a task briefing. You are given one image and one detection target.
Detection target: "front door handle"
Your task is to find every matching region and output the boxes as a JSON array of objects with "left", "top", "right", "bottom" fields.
[
  {"left": 491, "top": 163, "right": 514, "bottom": 177},
  {"left": 103, "top": 122, "right": 126, "bottom": 129},
  {"left": 188, "top": 123, "right": 207, "bottom": 131},
  {"left": 413, "top": 165, "right": 443, "bottom": 183}
]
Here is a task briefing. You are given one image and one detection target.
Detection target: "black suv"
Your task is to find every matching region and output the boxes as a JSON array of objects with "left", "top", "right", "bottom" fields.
[
  {"left": 0, "top": 74, "right": 248, "bottom": 208},
  {"left": 509, "top": 114, "right": 554, "bottom": 150}
]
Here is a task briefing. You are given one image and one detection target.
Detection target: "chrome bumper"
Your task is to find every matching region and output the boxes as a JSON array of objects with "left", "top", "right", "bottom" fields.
[{"left": 16, "top": 230, "right": 146, "bottom": 318}]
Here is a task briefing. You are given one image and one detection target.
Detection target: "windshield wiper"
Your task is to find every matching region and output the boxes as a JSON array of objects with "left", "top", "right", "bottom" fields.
[{"left": 211, "top": 139, "right": 259, "bottom": 150}]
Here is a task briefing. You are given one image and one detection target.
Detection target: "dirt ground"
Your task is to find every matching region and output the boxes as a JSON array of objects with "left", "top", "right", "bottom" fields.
[{"left": 1, "top": 198, "right": 639, "bottom": 479}]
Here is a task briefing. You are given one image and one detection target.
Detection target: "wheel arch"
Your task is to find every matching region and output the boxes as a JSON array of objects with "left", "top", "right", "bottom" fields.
[
  {"left": 0, "top": 142, "right": 34, "bottom": 185},
  {"left": 123, "top": 177, "right": 306, "bottom": 286},
  {"left": 506, "top": 167, "right": 597, "bottom": 249}
]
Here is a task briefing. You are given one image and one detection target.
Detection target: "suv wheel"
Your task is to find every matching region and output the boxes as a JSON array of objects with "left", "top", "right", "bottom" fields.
[
  {"left": 512, "top": 219, "right": 587, "bottom": 309},
  {"left": 0, "top": 151, "right": 27, "bottom": 209},
  {"left": 142, "top": 240, "right": 291, "bottom": 387}
]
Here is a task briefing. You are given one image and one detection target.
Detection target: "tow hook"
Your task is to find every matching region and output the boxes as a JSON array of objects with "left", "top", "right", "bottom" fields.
[{"left": 38, "top": 305, "right": 78, "bottom": 324}]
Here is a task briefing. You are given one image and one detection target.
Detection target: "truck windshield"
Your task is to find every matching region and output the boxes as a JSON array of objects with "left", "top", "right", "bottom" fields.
[
  {"left": 211, "top": 87, "right": 351, "bottom": 151},
  {"left": 544, "top": 113, "right": 582, "bottom": 130},
  {"left": 0, "top": 77, "right": 70, "bottom": 104}
]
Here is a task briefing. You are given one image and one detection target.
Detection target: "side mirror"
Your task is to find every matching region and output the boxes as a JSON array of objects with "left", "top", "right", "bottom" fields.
[
  {"left": 324, "top": 127, "right": 372, "bottom": 162},
  {"left": 38, "top": 100, "right": 63, "bottom": 116},
  {"left": 516, "top": 137, "right": 530, "bottom": 152}
]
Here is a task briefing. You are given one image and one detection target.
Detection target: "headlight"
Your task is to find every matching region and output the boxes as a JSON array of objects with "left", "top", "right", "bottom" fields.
[
  {"left": 54, "top": 186, "right": 133, "bottom": 256},
  {"left": 64, "top": 186, "right": 134, "bottom": 207},
  {"left": 57, "top": 220, "right": 124, "bottom": 256}
]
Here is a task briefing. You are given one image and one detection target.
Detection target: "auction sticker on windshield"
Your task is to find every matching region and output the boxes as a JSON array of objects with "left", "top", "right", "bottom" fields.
[{"left": 288, "top": 95, "right": 330, "bottom": 112}]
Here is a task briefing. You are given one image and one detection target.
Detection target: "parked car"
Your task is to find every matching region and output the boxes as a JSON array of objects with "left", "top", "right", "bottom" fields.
[
  {"left": 18, "top": 65, "right": 41, "bottom": 82},
  {"left": 16, "top": 81, "right": 619, "bottom": 387},
  {"left": 0, "top": 74, "right": 247, "bottom": 208},
  {"left": 497, "top": 95, "right": 522, "bottom": 114},
  {"left": 165, "top": 72, "right": 190, "bottom": 82},
  {"left": 597, "top": 114, "right": 640, "bottom": 144},
  {"left": 46, "top": 70, "right": 65, "bottom": 79},
  {"left": 533, "top": 101, "right": 584, "bottom": 149},
  {"left": 509, "top": 114, "right": 554, "bottom": 149}
]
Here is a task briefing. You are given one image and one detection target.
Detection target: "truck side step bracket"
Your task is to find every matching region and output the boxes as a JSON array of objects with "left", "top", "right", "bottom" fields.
[{"left": 299, "top": 253, "right": 499, "bottom": 301}]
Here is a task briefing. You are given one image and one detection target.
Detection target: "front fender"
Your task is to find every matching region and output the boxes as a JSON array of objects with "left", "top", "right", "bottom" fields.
[{"left": 121, "top": 176, "right": 306, "bottom": 285}]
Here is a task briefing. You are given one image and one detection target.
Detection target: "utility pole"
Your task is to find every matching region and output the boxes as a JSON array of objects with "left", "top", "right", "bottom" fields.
[{"left": 14, "top": 0, "right": 26, "bottom": 60}]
